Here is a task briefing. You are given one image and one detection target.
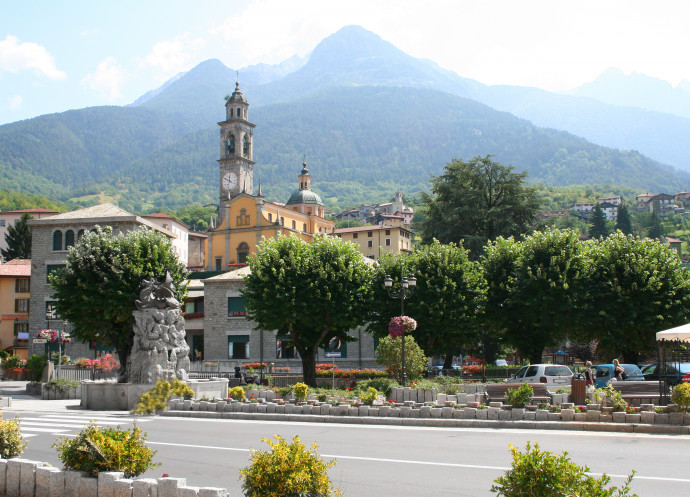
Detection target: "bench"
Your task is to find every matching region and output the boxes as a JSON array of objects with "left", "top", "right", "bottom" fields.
[
  {"left": 611, "top": 381, "right": 667, "bottom": 406},
  {"left": 484, "top": 383, "right": 552, "bottom": 405}
]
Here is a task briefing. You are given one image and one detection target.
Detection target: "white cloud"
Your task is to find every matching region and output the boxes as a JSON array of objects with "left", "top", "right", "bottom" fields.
[
  {"left": 0, "top": 35, "right": 66, "bottom": 79},
  {"left": 8, "top": 95, "right": 23, "bottom": 110},
  {"left": 80, "top": 57, "right": 124, "bottom": 100},
  {"left": 143, "top": 33, "right": 206, "bottom": 75}
]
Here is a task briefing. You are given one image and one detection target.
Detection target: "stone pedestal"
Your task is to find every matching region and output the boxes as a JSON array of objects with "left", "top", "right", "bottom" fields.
[{"left": 81, "top": 381, "right": 152, "bottom": 410}]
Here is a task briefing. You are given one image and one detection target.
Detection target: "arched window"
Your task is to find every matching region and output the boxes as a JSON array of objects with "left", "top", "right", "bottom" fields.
[
  {"left": 230, "top": 108, "right": 233, "bottom": 118},
  {"left": 77, "top": 229, "right": 84, "bottom": 240},
  {"left": 243, "top": 136, "right": 249, "bottom": 156},
  {"left": 228, "top": 134, "right": 235, "bottom": 155},
  {"left": 237, "top": 108, "right": 241, "bottom": 119},
  {"left": 280, "top": 217, "right": 284, "bottom": 226},
  {"left": 237, "top": 242, "right": 250, "bottom": 264},
  {"left": 53, "top": 230, "right": 63, "bottom": 251},
  {"left": 65, "top": 230, "right": 75, "bottom": 248},
  {"left": 268, "top": 213, "right": 273, "bottom": 222}
]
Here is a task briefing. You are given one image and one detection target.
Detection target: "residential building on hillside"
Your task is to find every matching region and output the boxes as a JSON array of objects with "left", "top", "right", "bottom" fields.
[
  {"left": 675, "top": 191, "right": 690, "bottom": 207},
  {"left": 597, "top": 195, "right": 622, "bottom": 206},
  {"left": 26, "top": 203, "right": 176, "bottom": 358},
  {"left": 375, "top": 191, "right": 414, "bottom": 225},
  {"left": 665, "top": 236, "right": 683, "bottom": 257},
  {"left": 206, "top": 83, "right": 335, "bottom": 271},
  {"left": 536, "top": 210, "right": 569, "bottom": 221},
  {"left": 572, "top": 202, "right": 595, "bottom": 214},
  {"left": 599, "top": 202, "right": 619, "bottom": 221},
  {"left": 142, "top": 212, "right": 190, "bottom": 267},
  {"left": 334, "top": 224, "right": 412, "bottom": 260},
  {"left": 0, "top": 259, "right": 31, "bottom": 358},
  {"left": 0, "top": 208, "right": 58, "bottom": 257},
  {"left": 636, "top": 192, "right": 656, "bottom": 208},
  {"left": 369, "top": 213, "right": 406, "bottom": 227},
  {"left": 647, "top": 193, "right": 676, "bottom": 217}
]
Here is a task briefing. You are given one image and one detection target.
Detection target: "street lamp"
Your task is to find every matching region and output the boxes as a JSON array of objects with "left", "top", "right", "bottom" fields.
[{"left": 383, "top": 272, "right": 417, "bottom": 387}]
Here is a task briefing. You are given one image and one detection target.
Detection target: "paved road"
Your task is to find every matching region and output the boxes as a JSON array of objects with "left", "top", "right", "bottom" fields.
[{"left": 3, "top": 382, "right": 690, "bottom": 496}]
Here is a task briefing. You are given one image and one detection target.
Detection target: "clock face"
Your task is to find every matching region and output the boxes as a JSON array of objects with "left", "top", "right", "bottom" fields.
[{"left": 222, "top": 172, "right": 238, "bottom": 191}]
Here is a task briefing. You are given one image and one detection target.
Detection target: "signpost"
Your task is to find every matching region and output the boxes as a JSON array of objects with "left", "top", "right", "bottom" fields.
[{"left": 33, "top": 339, "right": 48, "bottom": 344}]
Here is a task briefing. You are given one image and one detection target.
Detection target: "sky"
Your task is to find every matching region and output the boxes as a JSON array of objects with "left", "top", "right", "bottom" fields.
[{"left": 2, "top": 0, "right": 689, "bottom": 125}]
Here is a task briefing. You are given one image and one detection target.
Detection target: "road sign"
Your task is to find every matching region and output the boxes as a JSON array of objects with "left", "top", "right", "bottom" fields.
[
  {"left": 33, "top": 338, "right": 48, "bottom": 344},
  {"left": 325, "top": 351, "right": 341, "bottom": 358}
]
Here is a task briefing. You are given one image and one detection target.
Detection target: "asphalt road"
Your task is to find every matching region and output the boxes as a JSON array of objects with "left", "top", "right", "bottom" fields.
[{"left": 11, "top": 409, "right": 690, "bottom": 497}]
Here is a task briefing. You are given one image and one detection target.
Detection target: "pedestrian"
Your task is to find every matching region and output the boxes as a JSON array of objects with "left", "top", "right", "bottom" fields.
[
  {"left": 584, "top": 361, "right": 595, "bottom": 387},
  {"left": 613, "top": 359, "right": 626, "bottom": 381}
]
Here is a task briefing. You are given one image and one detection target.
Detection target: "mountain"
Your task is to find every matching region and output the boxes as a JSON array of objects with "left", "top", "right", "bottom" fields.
[
  {"left": 1, "top": 25, "right": 690, "bottom": 212},
  {"left": 571, "top": 68, "right": 690, "bottom": 119}
]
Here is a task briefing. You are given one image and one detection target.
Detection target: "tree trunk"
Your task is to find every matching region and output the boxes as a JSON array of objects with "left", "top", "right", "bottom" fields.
[
  {"left": 442, "top": 353, "right": 454, "bottom": 369},
  {"left": 622, "top": 350, "right": 639, "bottom": 365},
  {"left": 116, "top": 342, "right": 132, "bottom": 383},
  {"left": 300, "top": 348, "right": 318, "bottom": 387}
]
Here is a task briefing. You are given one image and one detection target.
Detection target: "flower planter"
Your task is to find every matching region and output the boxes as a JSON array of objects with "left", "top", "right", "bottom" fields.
[
  {"left": 42, "top": 384, "right": 82, "bottom": 400},
  {"left": 4, "top": 369, "right": 28, "bottom": 381}
]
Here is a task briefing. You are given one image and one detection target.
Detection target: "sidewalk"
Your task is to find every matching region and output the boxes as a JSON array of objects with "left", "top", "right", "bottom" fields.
[{"left": 0, "top": 380, "right": 81, "bottom": 413}]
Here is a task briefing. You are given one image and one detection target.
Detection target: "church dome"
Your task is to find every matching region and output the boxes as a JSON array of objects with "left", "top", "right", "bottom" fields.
[
  {"left": 227, "top": 82, "right": 248, "bottom": 105},
  {"left": 286, "top": 189, "right": 324, "bottom": 206}
]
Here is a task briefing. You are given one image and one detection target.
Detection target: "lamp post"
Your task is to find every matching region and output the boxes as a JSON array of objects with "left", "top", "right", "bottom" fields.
[{"left": 383, "top": 272, "right": 416, "bottom": 387}]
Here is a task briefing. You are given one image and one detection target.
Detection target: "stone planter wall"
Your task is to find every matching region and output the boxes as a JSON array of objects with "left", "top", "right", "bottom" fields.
[
  {"left": 0, "top": 458, "right": 228, "bottom": 497},
  {"left": 41, "top": 384, "right": 82, "bottom": 400},
  {"left": 3, "top": 369, "right": 29, "bottom": 381}
]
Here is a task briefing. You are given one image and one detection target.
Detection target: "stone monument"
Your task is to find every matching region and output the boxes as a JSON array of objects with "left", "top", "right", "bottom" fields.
[{"left": 129, "top": 272, "right": 190, "bottom": 384}]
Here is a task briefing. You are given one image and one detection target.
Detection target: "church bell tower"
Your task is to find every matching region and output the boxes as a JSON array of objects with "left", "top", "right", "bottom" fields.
[{"left": 218, "top": 82, "right": 256, "bottom": 223}]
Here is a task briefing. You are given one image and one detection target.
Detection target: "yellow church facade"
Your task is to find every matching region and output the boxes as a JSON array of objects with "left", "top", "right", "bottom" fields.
[{"left": 205, "top": 83, "right": 334, "bottom": 270}]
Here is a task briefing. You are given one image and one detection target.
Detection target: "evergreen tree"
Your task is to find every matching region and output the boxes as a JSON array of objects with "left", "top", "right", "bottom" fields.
[
  {"left": 1, "top": 213, "right": 32, "bottom": 260},
  {"left": 647, "top": 212, "right": 664, "bottom": 239},
  {"left": 615, "top": 204, "right": 633, "bottom": 235},
  {"left": 588, "top": 203, "right": 609, "bottom": 239}
]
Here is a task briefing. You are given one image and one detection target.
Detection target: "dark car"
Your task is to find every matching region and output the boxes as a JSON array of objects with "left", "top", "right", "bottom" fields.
[
  {"left": 641, "top": 363, "right": 690, "bottom": 386},
  {"left": 593, "top": 364, "right": 644, "bottom": 389}
]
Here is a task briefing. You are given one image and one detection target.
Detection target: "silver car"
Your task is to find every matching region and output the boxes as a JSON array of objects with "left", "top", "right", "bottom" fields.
[{"left": 506, "top": 364, "right": 573, "bottom": 387}]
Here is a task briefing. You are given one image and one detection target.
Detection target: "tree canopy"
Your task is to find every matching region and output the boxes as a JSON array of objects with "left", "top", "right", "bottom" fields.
[
  {"left": 1, "top": 213, "right": 32, "bottom": 261},
  {"left": 418, "top": 156, "right": 540, "bottom": 258},
  {"left": 49, "top": 227, "right": 188, "bottom": 381},
  {"left": 242, "top": 234, "right": 374, "bottom": 386},
  {"left": 615, "top": 204, "right": 633, "bottom": 235}
]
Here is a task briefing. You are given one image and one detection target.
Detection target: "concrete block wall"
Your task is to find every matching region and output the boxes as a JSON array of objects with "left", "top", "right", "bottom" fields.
[{"left": 0, "top": 459, "right": 229, "bottom": 497}]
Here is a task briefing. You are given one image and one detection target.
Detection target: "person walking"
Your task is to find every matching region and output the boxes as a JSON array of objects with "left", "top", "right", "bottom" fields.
[
  {"left": 613, "top": 359, "right": 626, "bottom": 381},
  {"left": 584, "top": 361, "right": 596, "bottom": 387}
]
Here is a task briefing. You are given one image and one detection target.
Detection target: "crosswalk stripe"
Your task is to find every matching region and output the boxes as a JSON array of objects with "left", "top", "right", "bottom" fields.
[
  {"left": 36, "top": 415, "right": 150, "bottom": 423},
  {"left": 19, "top": 427, "right": 71, "bottom": 433},
  {"left": 20, "top": 421, "right": 127, "bottom": 429}
]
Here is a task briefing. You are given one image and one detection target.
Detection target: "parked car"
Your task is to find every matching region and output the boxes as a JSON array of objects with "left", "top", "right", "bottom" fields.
[
  {"left": 592, "top": 364, "right": 644, "bottom": 389},
  {"left": 505, "top": 364, "right": 573, "bottom": 387},
  {"left": 495, "top": 359, "right": 508, "bottom": 367},
  {"left": 640, "top": 363, "right": 690, "bottom": 386}
]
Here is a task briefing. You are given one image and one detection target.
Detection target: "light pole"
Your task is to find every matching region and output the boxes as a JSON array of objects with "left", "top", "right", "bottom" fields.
[{"left": 384, "top": 272, "right": 416, "bottom": 387}]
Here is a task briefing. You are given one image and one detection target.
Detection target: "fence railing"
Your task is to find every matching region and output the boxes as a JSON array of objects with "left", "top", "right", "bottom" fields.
[{"left": 53, "top": 366, "right": 117, "bottom": 381}]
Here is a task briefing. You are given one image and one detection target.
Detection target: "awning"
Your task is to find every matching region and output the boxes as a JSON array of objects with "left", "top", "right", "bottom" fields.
[
  {"left": 186, "top": 290, "right": 204, "bottom": 299},
  {"left": 656, "top": 323, "right": 690, "bottom": 342},
  {"left": 17, "top": 332, "right": 29, "bottom": 339}
]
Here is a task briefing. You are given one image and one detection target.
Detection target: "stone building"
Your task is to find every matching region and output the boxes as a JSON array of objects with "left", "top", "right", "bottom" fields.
[
  {"left": 27, "top": 203, "right": 175, "bottom": 358},
  {"left": 333, "top": 224, "right": 413, "bottom": 260}
]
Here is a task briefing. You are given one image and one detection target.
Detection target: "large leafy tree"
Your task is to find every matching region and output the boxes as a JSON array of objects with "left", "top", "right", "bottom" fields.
[
  {"left": 370, "top": 241, "right": 486, "bottom": 368},
  {"left": 483, "top": 229, "right": 587, "bottom": 363},
  {"left": 50, "top": 227, "right": 188, "bottom": 382},
  {"left": 588, "top": 203, "right": 609, "bottom": 239},
  {"left": 418, "top": 155, "right": 540, "bottom": 259},
  {"left": 583, "top": 232, "right": 690, "bottom": 363},
  {"left": 1, "top": 213, "right": 32, "bottom": 260},
  {"left": 242, "top": 235, "right": 374, "bottom": 386}
]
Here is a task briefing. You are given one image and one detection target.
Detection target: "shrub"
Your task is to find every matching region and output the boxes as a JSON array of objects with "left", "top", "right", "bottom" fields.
[
  {"left": 0, "top": 416, "right": 27, "bottom": 458},
  {"left": 53, "top": 423, "right": 158, "bottom": 478},
  {"left": 239, "top": 435, "right": 341, "bottom": 497},
  {"left": 132, "top": 379, "right": 195, "bottom": 415},
  {"left": 375, "top": 335, "right": 429, "bottom": 382},
  {"left": 276, "top": 386, "right": 293, "bottom": 400},
  {"left": 594, "top": 385, "right": 628, "bottom": 411},
  {"left": 2, "top": 355, "right": 25, "bottom": 370},
  {"left": 228, "top": 386, "right": 246, "bottom": 401},
  {"left": 44, "top": 379, "right": 80, "bottom": 394},
  {"left": 355, "top": 377, "right": 398, "bottom": 398},
  {"left": 505, "top": 384, "right": 533, "bottom": 408},
  {"left": 671, "top": 382, "right": 690, "bottom": 411},
  {"left": 491, "top": 442, "right": 636, "bottom": 496},
  {"left": 359, "top": 387, "right": 379, "bottom": 406},
  {"left": 26, "top": 354, "right": 47, "bottom": 382},
  {"left": 293, "top": 382, "right": 309, "bottom": 402}
]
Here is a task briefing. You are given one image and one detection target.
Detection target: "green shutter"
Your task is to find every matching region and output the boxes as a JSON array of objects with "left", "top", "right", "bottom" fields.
[
  {"left": 227, "top": 297, "right": 247, "bottom": 316},
  {"left": 227, "top": 335, "right": 249, "bottom": 343}
]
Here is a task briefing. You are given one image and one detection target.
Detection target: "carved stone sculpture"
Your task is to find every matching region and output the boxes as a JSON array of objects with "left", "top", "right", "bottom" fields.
[{"left": 129, "top": 273, "right": 189, "bottom": 384}]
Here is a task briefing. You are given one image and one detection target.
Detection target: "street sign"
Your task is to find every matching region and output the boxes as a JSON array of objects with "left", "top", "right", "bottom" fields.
[
  {"left": 325, "top": 351, "right": 341, "bottom": 358},
  {"left": 33, "top": 339, "right": 48, "bottom": 344}
]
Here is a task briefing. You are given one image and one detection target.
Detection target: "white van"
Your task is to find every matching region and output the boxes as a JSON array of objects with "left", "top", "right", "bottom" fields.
[{"left": 506, "top": 364, "right": 573, "bottom": 387}]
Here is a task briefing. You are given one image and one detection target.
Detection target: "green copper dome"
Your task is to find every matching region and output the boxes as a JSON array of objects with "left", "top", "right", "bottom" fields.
[{"left": 286, "top": 189, "right": 324, "bottom": 206}]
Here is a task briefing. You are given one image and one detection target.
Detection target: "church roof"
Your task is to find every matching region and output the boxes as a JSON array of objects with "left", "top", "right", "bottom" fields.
[
  {"left": 227, "top": 82, "right": 247, "bottom": 105},
  {"left": 286, "top": 189, "right": 324, "bottom": 206}
]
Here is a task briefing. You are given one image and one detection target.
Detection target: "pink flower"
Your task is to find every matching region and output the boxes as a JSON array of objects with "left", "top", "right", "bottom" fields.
[{"left": 388, "top": 316, "right": 417, "bottom": 338}]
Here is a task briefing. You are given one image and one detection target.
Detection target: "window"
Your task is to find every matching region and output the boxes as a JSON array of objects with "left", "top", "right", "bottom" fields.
[
  {"left": 53, "top": 230, "right": 63, "bottom": 251},
  {"left": 280, "top": 217, "right": 284, "bottom": 226},
  {"left": 385, "top": 229, "right": 390, "bottom": 235},
  {"left": 14, "top": 298, "right": 29, "bottom": 313},
  {"left": 236, "top": 209, "right": 250, "bottom": 226},
  {"left": 228, "top": 134, "right": 235, "bottom": 154},
  {"left": 228, "top": 297, "right": 248, "bottom": 317},
  {"left": 237, "top": 242, "right": 249, "bottom": 264},
  {"left": 385, "top": 238, "right": 391, "bottom": 246},
  {"left": 215, "top": 257, "right": 222, "bottom": 271},
  {"left": 276, "top": 336, "right": 298, "bottom": 359},
  {"left": 77, "top": 229, "right": 85, "bottom": 240},
  {"left": 46, "top": 264, "right": 66, "bottom": 283},
  {"left": 292, "top": 220, "right": 296, "bottom": 229},
  {"left": 368, "top": 231, "right": 373, "bottom": 237},
  {"left": 13, "top": 320, "right": 28, "bottom": 337},
  {"left": 303, "top": 223, "right": 307, "bottom": 232},
  {"left": 367, "top": 240, "right": 373, "bottom": 248},
  {"left": 353, "top": 233, "right": 358, "bottom": 239},
  {"left": 15, "top": 278, "right": 30, "bottom": 293},
  {"left": 268, "top": 213, "right": 272, "bottom": 222},
  {"left": 0, "top": 220, "right": 5, "bottom": 227},
  {"left": 243, "top": 136, "right": 249, "bottom": 156},
  {"left": 228, "top": 335, "right": 250, "bottom": 359},
  {"left": 45, "top": 302, "right": 59, "bottom": 319},
  {"left": 65, "top": 230, "right": 75, "bottom": 248}
]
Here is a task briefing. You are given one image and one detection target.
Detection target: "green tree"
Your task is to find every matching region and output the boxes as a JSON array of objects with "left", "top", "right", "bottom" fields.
[
  {"left": 647, "top": 212, "right": 664, "bottom": 239},
  {"left": 242, "top": 235, "right": 373, "bottom": 386},
  {"left": 375, "top": 335, "right": 429, "bottom": 383},
  {"left": 1, "top": 213, "right": 32, "bottom": 260},
  {"left": 370, "top": 241, "right": 486, "bottom": 368},
  {"left": 615, "top": 204, "right": 633, "bottom": 235},
  {"left": 49, "top": 227, "right": 188, "bottom": 382},
  {"left": 418, "top": 156, "right": 540, "bottom": 258},
  {"left": 583, "top": 232, "right": 690, "bottom": 364},
  {"left": 483, "top": 229, "right": 586, "bottom": 363},
  {"left": 588, "top": 203, "right": 609, "bottom": 239}
]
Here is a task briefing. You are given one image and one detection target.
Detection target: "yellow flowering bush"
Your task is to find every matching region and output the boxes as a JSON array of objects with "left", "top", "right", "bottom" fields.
[
  {"left": 229, "top": 386, "right": 246, "bottom": 400},
  {"left": 240, "top": 435, "right": 341, "bottom": 497},
  {"left": 293, "top": 382, "right": 309, "bottom": 402},
  {"left": 0, "top": 415, "right": 27, "bottom": 458}
]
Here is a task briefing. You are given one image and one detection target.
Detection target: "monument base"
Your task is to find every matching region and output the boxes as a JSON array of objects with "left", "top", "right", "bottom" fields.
[{"left": 81, "top": 380, "right": 152, "bottom": 410}]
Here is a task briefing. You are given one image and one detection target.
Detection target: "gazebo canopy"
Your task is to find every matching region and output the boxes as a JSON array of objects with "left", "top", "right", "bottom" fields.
[{"left": 656, "top": 323, "right": 690, "bottom": 342}]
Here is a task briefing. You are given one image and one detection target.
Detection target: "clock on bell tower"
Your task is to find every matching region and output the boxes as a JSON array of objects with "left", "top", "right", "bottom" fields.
[{"left": 217, "top": 82, "right": 256, "bottom": 222}]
